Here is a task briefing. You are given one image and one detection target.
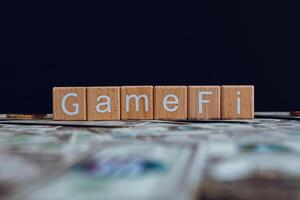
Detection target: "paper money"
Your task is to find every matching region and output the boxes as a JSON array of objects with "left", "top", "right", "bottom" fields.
[
  {"left": 26, "top": 142, "right": 202, "bottom": 200},
  {"left": 0, "top": 112, "right": 299, "bottom": 200}
]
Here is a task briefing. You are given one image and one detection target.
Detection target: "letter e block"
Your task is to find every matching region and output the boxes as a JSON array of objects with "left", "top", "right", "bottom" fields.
[
  {"left": 87, "top": 87, "right": 120, "bottom": 120},
  {"left": 121, "top": 86, "right": 153, "bottom": 120},
  {"left": 53, "top": 87, "right": 87, "bottom": 120},
  {"left": 221, "top": 85, "right": 254, "bottom": 119},
  {"left": 154, "top": 86, "right": 187, "bottom": 120},
  {"left": 188, "top": 86, "right": 220, "bottom": 120}
]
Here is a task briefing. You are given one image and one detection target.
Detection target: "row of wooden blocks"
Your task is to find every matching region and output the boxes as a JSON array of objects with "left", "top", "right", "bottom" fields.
[{"left": 53, "top": 85, "right": 254, "bottom": 121}]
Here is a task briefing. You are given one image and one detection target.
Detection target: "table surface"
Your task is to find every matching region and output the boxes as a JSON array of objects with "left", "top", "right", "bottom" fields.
[{"left": 0, "top": 112, "right": 299, "bottom": 200}]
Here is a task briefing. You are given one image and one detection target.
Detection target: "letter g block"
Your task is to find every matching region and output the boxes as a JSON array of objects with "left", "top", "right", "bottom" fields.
[{"left": 53, "top": 87, "right": 87, "bottom": 120}]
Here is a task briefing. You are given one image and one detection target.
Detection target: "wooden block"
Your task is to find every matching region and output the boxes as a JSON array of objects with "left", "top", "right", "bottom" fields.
[
  {"left": 188, "top": 86, "right": 220, "bottom": 120},
  {"left": 121, "top": 86, "right": 153, "bottom": 120},
  {"left": 154, "top": 86, "right": 187, "bottom": 120},
  {"left": 221, "top": 85, "right": 254, "bottom": 119},
  {"left": 53, "top": 87, "right": 87, "bottom": 120},
  {"left": 87, "top": 87, "right": 120, "bottom": 120}
]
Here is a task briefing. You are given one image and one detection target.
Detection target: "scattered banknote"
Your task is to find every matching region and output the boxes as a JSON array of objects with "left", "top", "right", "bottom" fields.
[
  {"left": 0, "top": 113, "right": 299, "bottom": 199},
  {"left": 25, "top": 142, "right": 204, "bottom": 200}
]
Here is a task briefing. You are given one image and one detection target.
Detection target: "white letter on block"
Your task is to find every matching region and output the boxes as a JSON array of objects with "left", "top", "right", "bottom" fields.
[
  {"left": 198, "top": 91, "right": 212, "bottom": 113},
  {"left": 236, "top": 91, "right": 241, "bottom": 115},
  {"left": 126, "top": 95, "right": 149, "bottom": 112},
  {"left": 61, "top": 93, "right": 79, "bottom": 115},
  {"left": 163, "top": 94, "right": 178, "bottom": 112},
  {"left": 96, "top": 95, "right": 111, "bottom": 113}
]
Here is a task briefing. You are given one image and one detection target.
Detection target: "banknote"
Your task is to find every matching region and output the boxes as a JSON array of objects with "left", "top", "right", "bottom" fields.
[
  {"left": 0, "top": 124, "right": 112, "bottom": 165},
  {"left": 0, "top": 152, "right": 67, "bottom": 200},
  {"left": 0, "top": 112, "right": 299, "bottom": 200},
  {"left": 0, "top": 118, "right": 149, "bottom": 128},
  {"left": 25, "top": 142, "right": 204, "bottom": 200},
  {"left": 202, "top": 137, "right": 300, "bottom": 200}
]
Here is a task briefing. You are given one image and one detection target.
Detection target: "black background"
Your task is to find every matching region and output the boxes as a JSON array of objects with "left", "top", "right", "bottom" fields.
[{"left": 1, "top": 1, "right": 299, "bottom": 113}]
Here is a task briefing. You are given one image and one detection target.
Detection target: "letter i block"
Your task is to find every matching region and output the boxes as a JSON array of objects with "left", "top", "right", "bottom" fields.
[
  {"left": 121, "top": 86, "right": 153, "bottom": 120},
  {"left": 53, "top": 87, "right": 87, "bottom": 120},
  {"left": 154, "top": 86, "right": 187, "bottom": 120},
  {"left": 87, "top": 87, "right": 120, "bottom": 120},
  {"left": 221, "top": 85, "right": 254, "bottom": 119},
  {"left": 188, "top": 86, "right": 220, "bottom": 120}
]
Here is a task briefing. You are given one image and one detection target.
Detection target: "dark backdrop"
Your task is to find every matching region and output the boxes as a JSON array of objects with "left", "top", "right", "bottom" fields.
[{"left": 1, "top": 1, "right": 299, "bottom": 113}]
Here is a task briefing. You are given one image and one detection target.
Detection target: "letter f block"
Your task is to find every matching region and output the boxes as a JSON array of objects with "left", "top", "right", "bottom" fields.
[
  {"left": 121, "top": 86, "right": 153, "bottom": 120},
  {"left": 188, "top": 86, "right": 220, "bottom": 120},
  {"left": 53, "top": 87, "right": 87, "bottom": 120}
]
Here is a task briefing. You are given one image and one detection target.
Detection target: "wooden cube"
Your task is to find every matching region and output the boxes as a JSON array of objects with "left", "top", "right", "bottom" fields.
[
  {"left": 154, "top": 86, "right": 187, "bottom": 120},
  {"left": 221, "top": 85, "right": 254, "bottom": 119},
  {"left": 53, "top": 87, "right": 87, "bottom": 120},
  {"left": 188, "top": 86, "right": 220, "bottom": 120},
  {"left": 87, "top": 87, "right": 120, "bottom": 120},
  {"left": 121, "top": 86, "right": 153, "bottom": 120}
]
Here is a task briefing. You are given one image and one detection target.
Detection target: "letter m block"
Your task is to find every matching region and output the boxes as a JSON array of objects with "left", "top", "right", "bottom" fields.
[
  {"left": 121, "top": 86, "right": 153, "bottom": 120},
  {"left": 53, "top": 87, "right": 87, "bottom": 120}
]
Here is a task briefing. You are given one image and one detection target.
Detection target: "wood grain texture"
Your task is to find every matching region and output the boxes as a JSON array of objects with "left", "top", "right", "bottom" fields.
[
  {"left": 53, "top": 87, "right": 87, "bottom": 121},
  {"left": 221, "top": 85, "right": 254, "bottom": 119},
  {"left": 121, "top": 86, "right": 153, "bottom": 120},
  {"left": 188, "top": 86, "right": 220, "bottom": 120},
  {"left": 87, "top": 87, "right": 120, "bottom": 121},
  {"left": 154, "top": 86, "right": 187, "bottom": 120}
]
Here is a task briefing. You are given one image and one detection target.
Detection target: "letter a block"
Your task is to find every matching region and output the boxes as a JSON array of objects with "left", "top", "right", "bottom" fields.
[
  {"left": 121, "top": 86, "right": 153, "bottom": 120},
  {"left": 221, "top": 85, "right": 254, "bottom": 119},
  {"left": 87, "top": 87, "right": 120, "bottom": 120},
  {"left": 53, "top": 87, "right": 87, "bottom": 120},
  {"left": 154, "top": 86, "right": 187, "bottom": 120},
  {"left": 188, "top": 86, "right": 220, "bottom": 120}
]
